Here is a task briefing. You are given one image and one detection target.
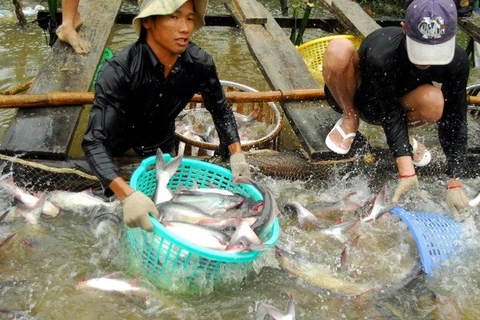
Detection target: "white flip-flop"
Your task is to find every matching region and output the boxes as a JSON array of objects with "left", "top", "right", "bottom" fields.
[
  {"left": 411, "top": 138, "right": 431, "bottom": 167},
  {"left": 325, "top": 118, "right": 357, "bottom": 155}
]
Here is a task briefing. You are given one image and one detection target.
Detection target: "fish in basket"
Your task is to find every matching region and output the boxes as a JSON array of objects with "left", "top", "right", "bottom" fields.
[
  {"left": 126, "top": 149, "right": 280, "bottom": 292},
  {"left": 174, "top": 80, "right": 283, "bottom": 156}
]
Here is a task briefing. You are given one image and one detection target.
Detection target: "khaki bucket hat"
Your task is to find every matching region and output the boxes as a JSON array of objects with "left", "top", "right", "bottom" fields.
[{"left": 132, "top": 0, "right": 207, "bottom": 36}]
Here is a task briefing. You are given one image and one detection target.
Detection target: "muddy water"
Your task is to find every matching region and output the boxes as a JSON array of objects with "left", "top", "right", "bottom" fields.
[
  {"left": 1, "top": 1, "right": 480, "bottom": 319},
  {"left": 1, "top": 172, "right": 480, "bottom": 319}
]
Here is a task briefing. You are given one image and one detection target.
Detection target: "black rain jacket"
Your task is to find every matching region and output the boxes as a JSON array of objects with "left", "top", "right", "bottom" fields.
[{"left": 82, "top": 40, "right": 240, "bottom": 192}]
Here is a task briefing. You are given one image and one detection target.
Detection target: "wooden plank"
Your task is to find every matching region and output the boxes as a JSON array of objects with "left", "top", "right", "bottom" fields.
[
  {"left": 458, "top": 11, "right": 480, "bottom": 43},
  {"left": 108, "top": 12, "right": 403, "bottom": 29},
  {"left": 0, "top": 0, "right": 123, "bottom": 160},
  {"left": 323, "top": 1, "right": 480, "bottom": 46},
  {"left": 233, "top": 0, "right": 268, "bottom": 25},
  {"left": 321, "top": 0, "right": 380, "bottom": 37},
  {"left": 37, "top": 11, "right": 405, "bottom": 35},
  {"left": 226, "top": 0, "right": 347, "bottom": 160}
]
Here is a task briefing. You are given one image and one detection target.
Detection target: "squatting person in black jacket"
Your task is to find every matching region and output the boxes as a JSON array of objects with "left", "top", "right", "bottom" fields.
[
  {"left": 82, "top": 0, "right": 251, "bottom": 231},
  {"left": 322, "top": 0, "right": 470, "bottom": 217}
]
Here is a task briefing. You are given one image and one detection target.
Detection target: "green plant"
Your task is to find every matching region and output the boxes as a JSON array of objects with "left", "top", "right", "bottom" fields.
[
  {"left": 289, "top": 0, "right": 315, "bottom": 46},
  {"left": 47, "top": 0, "right": 59, "bottom": 23}
]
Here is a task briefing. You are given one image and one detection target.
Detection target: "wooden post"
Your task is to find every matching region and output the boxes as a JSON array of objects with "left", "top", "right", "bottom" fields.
[{"left": 12, "top": 0, "right": 28, "bottom": 28}]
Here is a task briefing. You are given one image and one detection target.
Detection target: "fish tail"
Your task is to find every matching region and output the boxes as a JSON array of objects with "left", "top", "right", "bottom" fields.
[
  {"left": 351, "top": 235, "right": 361, "bottom": 247},
  {"left": 343, "top": 192, "right": 363, "bottom": 211},
  {"left": 0, "top": 233, "right": 16, "bottom": 249},
  {"left": 340, "top": 246, "right": 348, "bottom": 270},
  {"left": 0, "top": 209, "right": 10, "bottom": 223},
  {"left": 246, "top": 106, "right": 261, "bottom": 122}
]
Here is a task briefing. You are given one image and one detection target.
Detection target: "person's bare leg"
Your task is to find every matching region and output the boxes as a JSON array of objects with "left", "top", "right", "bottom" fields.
[
  {"left": 323, "top": 38, "right": 360, "bottom": 151},
  {"left": 400, "top": 84, "right": 444, "bottom": 162},
  {"left": 400, "top": 84, "right": 444, "bottom": 126},
  {"left": 74, "top": 11, "right": 83, "bottom": 29},
  {"left": 56, "top": 0, "right": 91, "bottom": 54}
]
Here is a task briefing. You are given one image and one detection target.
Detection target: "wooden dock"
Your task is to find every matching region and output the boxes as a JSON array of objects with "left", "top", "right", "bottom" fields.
[
  {"left": 459, "top": 11, "right": 480, "bottom": 43},
  {"left": 320, "top": 0, "right": 380, "bottom": 36},
  {"left": 0, "top": 0, "right": 122, "bottom": 160}
]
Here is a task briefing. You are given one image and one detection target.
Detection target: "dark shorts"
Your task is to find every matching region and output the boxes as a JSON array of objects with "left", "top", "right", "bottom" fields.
[{"left": 324, "top": 85, "right": 384, "bottom": 125}]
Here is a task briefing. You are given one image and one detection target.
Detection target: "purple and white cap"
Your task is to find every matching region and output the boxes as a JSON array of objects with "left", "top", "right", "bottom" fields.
[{"left": 405, "top": 0, "right": 457, "bottom": 65}]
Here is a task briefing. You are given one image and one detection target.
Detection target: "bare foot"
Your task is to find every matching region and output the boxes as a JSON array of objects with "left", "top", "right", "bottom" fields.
[{"left": 56, "top": 25, "right": 91, "bottom": 54}]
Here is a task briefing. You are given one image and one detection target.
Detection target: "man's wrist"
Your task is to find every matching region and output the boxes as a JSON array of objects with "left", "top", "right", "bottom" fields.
[
  {"left": 228, "top": 142, "right": 242, "bottom": 155},
  {"left": 109, "top": 177, "right": 135, "bottom": 201},
  {"left": 447, "top": 178, "right": 462, "bottom": 189},
  {"left": 399, "top": 173, "right": 416, "bottom": 179}
]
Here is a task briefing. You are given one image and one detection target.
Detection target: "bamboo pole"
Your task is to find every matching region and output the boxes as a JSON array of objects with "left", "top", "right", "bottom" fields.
[
  {"left": 0, "top": 90, "right": 479, "bottom": 108},
  {"left": 0, "top": 92, "right": 95, "bottom": 108}
]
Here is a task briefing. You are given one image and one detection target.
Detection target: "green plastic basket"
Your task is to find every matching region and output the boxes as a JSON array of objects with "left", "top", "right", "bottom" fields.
[{"left": 126, "top": 154, "right": 280, "bottom": 291}]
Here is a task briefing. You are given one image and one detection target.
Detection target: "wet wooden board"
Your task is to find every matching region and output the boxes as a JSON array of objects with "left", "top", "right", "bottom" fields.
[
  {"left": 235, "top": 0, "right": 267, "bottom": 24},
  {"left": 323, "top": 0, "right": 480, "bottom": 49},
  {"left": 226, "top": 0, "right": 345, "bottom": 160},
  {"left": 320, "top": 0, "right": 380, "bottom": 37},
  {"left": 39, "top": 10, "right": 405, "bottom": 31},
  {"left": 458, "top": 11, "right": 480, "bottom": 42},
  {"left": 0, "top": 0, "right": 123, "bottom": 160}
]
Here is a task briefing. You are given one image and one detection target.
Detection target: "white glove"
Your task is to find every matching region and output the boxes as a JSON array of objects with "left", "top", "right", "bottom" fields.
[
  {"left": 392, "top": 174, "right": 428, "bottom": 203},
  {"left": 122, "top": 191, "right": 159, "bottom": 232},
  {"left": 230, "top": 153, "right": 251, "bottom": 179},
  {"left": 446, "top": 186, "right": 469, "bottom": 218}
]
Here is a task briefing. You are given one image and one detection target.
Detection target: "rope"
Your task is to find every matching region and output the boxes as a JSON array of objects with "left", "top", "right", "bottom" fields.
[{"left": 0, "top": 154, "right": 99, "bottom": 181}]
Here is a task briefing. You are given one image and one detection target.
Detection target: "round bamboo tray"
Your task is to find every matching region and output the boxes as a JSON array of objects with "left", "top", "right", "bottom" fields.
[{"left": 175, "top": 80, "right": 283, "bottom": 154}]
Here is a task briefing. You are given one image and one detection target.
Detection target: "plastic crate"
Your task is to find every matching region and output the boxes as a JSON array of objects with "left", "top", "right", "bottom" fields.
[
  {"left": 296, "top": 35, "right": 362, "bottom": 85},
  {"left": 126, "top": 154, "right": 280, "bottom": 291},
  {"left": 391, "top": 207, "right": 464, "bottom": 276}
]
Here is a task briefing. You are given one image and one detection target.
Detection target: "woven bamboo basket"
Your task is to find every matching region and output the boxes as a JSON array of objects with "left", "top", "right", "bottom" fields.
[
  {"left": 296, "top": 35, "right": 363, "bottom": 85},
  {"left": 174, "top": 80, "right": 283, "bottom": 156}
]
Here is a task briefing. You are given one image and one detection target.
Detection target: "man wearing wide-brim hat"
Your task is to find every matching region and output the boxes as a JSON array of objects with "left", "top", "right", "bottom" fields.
[{"left": 82, "top": 0, "right": 251, "bottom": 232}]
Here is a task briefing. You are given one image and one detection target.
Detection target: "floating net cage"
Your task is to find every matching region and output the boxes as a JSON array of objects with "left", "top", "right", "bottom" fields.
[{"left": 0, "top": 154, "right": 100, "bottom": 192}]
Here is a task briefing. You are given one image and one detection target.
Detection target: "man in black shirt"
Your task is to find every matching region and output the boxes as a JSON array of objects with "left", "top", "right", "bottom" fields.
[
  {"left": 322, "top": 0, "right": 470, "bottom": 217},
  {"left": 82, "top": 0, "right": 251, "bottom": 231}
]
